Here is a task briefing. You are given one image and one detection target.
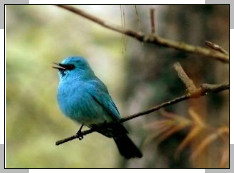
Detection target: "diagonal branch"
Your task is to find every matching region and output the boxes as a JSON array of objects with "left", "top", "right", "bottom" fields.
[
  {"left": 56, "top": 5, "right": 229, "bottom": 63},
  {"left": 205, "top": 41, "right": 228, "bottom": 55},
  {"left": 119, "top": 82, "right": 229, "bottom": 123},
  {"left": 56, "top": 82, "right": 229, "bottom": 146}
]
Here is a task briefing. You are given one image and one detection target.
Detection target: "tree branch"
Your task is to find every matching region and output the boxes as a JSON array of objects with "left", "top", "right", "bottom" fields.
[
  {"left": 56, "top": 5, "right": 229, "bottom": 63},
  {"left": 205, "top": 41, "right": 228, "bottom": 55},
  {"left": 56, "top": 82, "right": 229, "bottom": 146},
  {"left": 174, "top": 62, "right": 197, "bottom": 93},
  {"left": 150, "top": 8, "right": 156, "bottom": 34}
]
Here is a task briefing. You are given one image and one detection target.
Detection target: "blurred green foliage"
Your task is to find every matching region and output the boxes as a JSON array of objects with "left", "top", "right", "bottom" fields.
[{"left": 6, "top": 5, "right": 126, "bottom": 168}]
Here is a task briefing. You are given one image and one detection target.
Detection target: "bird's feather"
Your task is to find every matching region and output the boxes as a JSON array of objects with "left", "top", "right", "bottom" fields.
[{"left": 87, "top": 79, "right": 121, "bottom": 120}]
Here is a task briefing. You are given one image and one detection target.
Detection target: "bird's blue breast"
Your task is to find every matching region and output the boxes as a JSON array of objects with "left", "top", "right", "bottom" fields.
[{"left": 57, "top": 81, "right": 112, "bottom": 125}]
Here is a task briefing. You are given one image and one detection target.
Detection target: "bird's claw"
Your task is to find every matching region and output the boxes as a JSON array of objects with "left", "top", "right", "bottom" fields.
[
  {"left": 78, "top": 134, "right": 83, "bottom": 140},
  {"left": 76, "top": 124, "right": 84, "bottom": 140},
  {"left": 76, "top": 130, "right": 84, "bottom": 140}
]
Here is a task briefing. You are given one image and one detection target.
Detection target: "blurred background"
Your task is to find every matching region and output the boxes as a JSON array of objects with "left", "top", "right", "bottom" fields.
[{"left": 6, "top": 5, "right": 229, "bottom": 168}]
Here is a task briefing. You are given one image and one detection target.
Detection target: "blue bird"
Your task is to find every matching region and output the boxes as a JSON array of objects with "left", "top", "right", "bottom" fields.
[{"left": 54, "top": 56, "right": 142, "bottom": 159}]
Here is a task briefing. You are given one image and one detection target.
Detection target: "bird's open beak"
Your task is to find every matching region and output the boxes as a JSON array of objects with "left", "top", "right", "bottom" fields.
[{"left": 52, "top": 63, "right": 66, "bottom": 70}]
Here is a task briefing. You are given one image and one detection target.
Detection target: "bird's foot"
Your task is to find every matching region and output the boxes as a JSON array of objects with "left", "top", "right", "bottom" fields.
[{"left": 76, "top": 124, "right": 84, "bottom": 140}]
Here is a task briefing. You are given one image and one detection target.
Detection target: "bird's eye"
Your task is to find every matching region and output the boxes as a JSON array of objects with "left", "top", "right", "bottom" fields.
[{"left": 67, "top": 64, "right": 75, "bottom": 70}]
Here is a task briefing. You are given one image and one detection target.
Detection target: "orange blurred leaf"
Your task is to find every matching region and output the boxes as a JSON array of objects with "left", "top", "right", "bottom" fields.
[
  {"left": 191, "top": 126, "right": 229, "bottom": 160},
  {"left": 175, "top": 126, "right": 202, "bottom": 158},
  {"left": 188, "top": 108, "right": 206, "bottom": 127}
]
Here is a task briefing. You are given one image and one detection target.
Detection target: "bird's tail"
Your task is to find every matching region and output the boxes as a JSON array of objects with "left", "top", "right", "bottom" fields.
[
  {"left": 94, "top": 122, "right": 142, "bottom": 159},
  {"left": 114, "top": 134, "right": 142, "bottom": 159}
]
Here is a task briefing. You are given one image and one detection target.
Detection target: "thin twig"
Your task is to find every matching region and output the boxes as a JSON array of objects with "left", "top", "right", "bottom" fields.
[
  {"left": 174, "top": 62, "right": 197, "bottom": 93},
  {"left": 205, "top": 41, "right": 228, "bottom": 55},
  {"left": 134, "top": 5, "right": 141, "bottom": 31},
  {"left": 56, "top": 128, "right": 95, "bottom": 145},
  {"left": 120, "top": 5, "right": 127, "bottom": 58},
  {"left": 56, "top": 5, "right": 229, "bottom": 63},
  {"left": 56, "top": 82, "right": 229, "bottom": 146},
  {"left": 120, "top": 83, "right": 229, "bottom": 123},
  {"left": 150, "top": 8, "right": 156, "bottom": 34}
]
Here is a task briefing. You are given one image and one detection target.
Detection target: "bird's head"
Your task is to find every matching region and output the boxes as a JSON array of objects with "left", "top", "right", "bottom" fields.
[{"left": 53, "top": 56, "right": 94, "bottom": 81}]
